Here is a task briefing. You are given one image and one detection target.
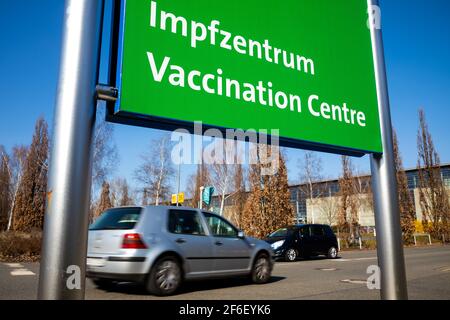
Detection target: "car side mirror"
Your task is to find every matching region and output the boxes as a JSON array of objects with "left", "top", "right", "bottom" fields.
[{"left": 237, "top": 231, "right": 245, "bottom": 239}]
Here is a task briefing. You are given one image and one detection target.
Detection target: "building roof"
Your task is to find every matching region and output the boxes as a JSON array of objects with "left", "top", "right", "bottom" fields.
[{"left": 288, "top": 163, "right": 450, "bottom": 189}]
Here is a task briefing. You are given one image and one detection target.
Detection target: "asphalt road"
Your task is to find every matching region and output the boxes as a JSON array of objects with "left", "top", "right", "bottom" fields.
[{"left": 0, "top": 245, "right": 449, "bottom": 300}]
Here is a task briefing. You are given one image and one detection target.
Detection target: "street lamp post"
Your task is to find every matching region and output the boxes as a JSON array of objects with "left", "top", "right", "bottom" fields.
[
  {"left": 368, "top": 0, "right": 408, "bottom": 300},
  {"left": 199, "top": 186, "right": 205, "bottom": 209},
  {"left": 38, "top": 0, "right": 104, "bottom": 300},
  {"left": 176, "top": 136, "right": 182, "bottom": 206}
]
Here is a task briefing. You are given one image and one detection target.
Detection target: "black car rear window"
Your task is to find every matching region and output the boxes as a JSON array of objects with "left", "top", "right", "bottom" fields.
[
  {"left": 269, "top": 228, "right": 293, "bottom": 237},
  {"left": 310, "top": 225, "right": 325, "bottom": 236},
  {"left": 89, "top": 207, "right": 142, "bottom": 230},
  {"left": 324, "top": 225, "right": 335, "bottom": 236}
]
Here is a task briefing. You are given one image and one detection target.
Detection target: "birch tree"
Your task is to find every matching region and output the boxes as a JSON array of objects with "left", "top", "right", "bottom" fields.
[
  {"left": 135, "top": 135, "right": 174, "bottom": 205},
  {"left": 319, "top": 183, "right": 339, "bottom": 226},
  {"left": 208, "top": 140, "right": 239, "bottom": 215},
  {"left": 2, "top": 146, "right": 27, "bottom": 231},
  {"left": 210, "top": 161, "right": 235, "bottom": 215},
  {"left": 298, "top": 151, "right": 324, "bottom": 223},
  {"left": 110, "top": 178, "right": 134, "bottom": 207},
  {"left": 91, "top": 108, "right": 118, "bottom": 198},
  {"left": 0, "top": 147, "right": 10, "bottom": 231}
]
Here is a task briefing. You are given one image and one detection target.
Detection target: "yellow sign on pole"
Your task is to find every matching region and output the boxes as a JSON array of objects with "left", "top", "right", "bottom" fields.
[
  {"left": 171, "top": 193, "right": 185, "bottom": 205},
  {"left": 171, "top": 194, "right": 178, "bottom": 204}
]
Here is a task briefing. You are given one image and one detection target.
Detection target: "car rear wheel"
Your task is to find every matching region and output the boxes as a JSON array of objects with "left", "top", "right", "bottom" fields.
[
  {"left": 146, "top": 256, "right": 182, "bottom": 296},
  {"left": 327, "top": 246, "right": 338, "bottom": 259},
  {"left": 285, "top": 248, "right": 297, "bottom": 262},
  {"left": 251, "top": 253, "right": 272, "bottom": 284}
]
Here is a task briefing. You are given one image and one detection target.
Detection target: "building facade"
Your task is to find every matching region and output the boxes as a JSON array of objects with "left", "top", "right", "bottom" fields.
[
  {"left": 289, "top": 164, "right": 450, "bottom": 226},
  {"left": 206, "top": 164, "right": 450, "bottom": 228}
]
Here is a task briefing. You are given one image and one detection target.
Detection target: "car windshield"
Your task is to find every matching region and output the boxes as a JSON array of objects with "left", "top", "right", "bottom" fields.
[
  {"left": 268, "top": 228, "right": 293, "bottom": 238},
  {"left": 89, "top": 207, "right": 142, "bottom": 230}
]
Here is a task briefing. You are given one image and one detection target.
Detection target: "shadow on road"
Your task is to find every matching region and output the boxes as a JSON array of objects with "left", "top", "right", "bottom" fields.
[
  {"left": 275, "top": 256, "right": 342, "bottom": 263},
  {"left": 178, "top": 276, "right": 285, "bottom": 295},
  {"left": 93, "top": 276, "right": 286, "bottom": 297}
]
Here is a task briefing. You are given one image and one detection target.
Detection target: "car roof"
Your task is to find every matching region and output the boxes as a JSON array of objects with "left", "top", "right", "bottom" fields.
[
  {"left": 289, "top": 224, "right": 331, "bottom": 228},
  {"left": 110, "top": 205, "right": 199, "bottom": 211},
  {"left": 142, "top": 205, "right": 219, "bottom": 215}
]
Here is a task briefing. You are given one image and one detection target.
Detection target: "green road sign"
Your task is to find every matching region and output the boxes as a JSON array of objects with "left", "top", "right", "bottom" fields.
[
  {"left": 202, "top": 186, "right": 214, "bottom": 206},
  {"left": 111, "top": 0, "right": 382, "bottom": 154}
]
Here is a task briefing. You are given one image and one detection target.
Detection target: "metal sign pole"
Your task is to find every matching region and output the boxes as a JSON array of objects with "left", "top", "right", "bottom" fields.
[
  {"left": 38, "top": 0, "right": 104, "bottom": 299},
  {"left": 368, "top": 0, "right": 408, "bottom": 300}
]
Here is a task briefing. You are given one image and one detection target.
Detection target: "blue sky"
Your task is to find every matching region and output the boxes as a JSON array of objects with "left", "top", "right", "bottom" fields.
[{"left": 0, "top": 0, "right": 449, "bottom": 194}]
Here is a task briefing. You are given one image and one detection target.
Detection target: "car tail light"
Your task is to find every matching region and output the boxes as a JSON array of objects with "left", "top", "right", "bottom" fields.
[{"left": 122, "top": 233, "right": 147, "bottom": 249}]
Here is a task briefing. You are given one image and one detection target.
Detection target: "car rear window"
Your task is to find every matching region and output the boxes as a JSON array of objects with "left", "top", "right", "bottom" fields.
[
  {"left": 310, "top": 225, "right": 325, "bottom": 236},
  {"left": 324, "top": 225, "right": 335, "bottom": 236},
  {"left": 89, "top": 207, "right": 142, "bottom": 230},
  {"left": 269, "top": 228, "right": 293, "bottom": 238}
]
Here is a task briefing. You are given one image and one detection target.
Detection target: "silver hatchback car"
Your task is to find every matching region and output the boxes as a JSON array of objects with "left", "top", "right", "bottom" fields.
[{"left": 87, "top": 206, "right": 274, "bottom": 296}]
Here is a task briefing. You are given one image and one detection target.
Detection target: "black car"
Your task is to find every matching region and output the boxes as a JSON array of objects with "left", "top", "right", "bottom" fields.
[{"left": 265, "top": 224, "right": 339, "bottom": 262}]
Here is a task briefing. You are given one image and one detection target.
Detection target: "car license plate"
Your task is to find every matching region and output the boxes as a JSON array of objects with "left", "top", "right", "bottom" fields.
[{"left": 87, "top": 258, "right": 105, "bottom": 267}]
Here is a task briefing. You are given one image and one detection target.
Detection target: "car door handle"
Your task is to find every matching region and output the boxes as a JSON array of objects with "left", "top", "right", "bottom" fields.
[
  {"left": 176, "top": 238, "right": 186, "bottom": 244},
  {"left": 215, "top": 241, "right": 223, "bottom": 246}
]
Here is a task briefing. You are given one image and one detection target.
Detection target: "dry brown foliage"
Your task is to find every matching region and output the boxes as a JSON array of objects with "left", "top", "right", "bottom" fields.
[
  {"left": 393, "top": 130, "right": 416, "bottom": 242},
  {"left": 337, "top": 156, "right": 359, "bottom": 246},
  {"left": 0, "top": 231, "right": 41, "bottom": 262},
  {"left": 241, "top": 146, "right": 294, "bottom": 239},
  {"left": 417, "top": 109, "right": 450, "bottom": 239},
  {"left": 12, "top": 118, "right": 48, "bottom": 232}
]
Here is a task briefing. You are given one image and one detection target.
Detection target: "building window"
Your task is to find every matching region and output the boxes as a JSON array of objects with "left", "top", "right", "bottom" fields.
[
  {"left": 406, "top": 172, "right": 419, "bottom": 190},
  {"left": 289, "top": 187, "right": 298, "bottom": 201},
  {"left": 442, "top": 168, "right": 450, "bottom": 187}
]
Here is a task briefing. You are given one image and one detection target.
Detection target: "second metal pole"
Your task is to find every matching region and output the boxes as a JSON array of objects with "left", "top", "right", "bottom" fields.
[
  {"left": 368, "top": 0, "right": 408, "bottom": 300},
  {"left": 38, "top": 0, "right": 104, "bottom": 300},
  {"left": 200, "top": 186, "right": 205, "bottom": 209},
  {"left": 176, "top": 136, "right": 182, "bottom": 206}
]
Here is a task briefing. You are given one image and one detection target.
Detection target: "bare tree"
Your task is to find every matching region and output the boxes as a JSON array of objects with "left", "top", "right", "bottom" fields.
[
  {"left": 353, "top": 172, "right": 372, "bottom": 233},
  {"left": 230, "top": 162, "right": 246, "bottom": 228},
  {"left": 417, "top": 109, "right": 449, "bottom": 239},
  {"left": 141, "top": 188, "right": 150, "bottom": 206},
  {"left": 318, "top": 183, "right": 339, "bottom": 226},
  {"left": 135, "top": 135, "right": 174, "bottom": 205},
  {"left": 187, "top": 154, "right": 211, "bottom": 208},
  {"left": 210, "top": 162, "right": 234, "bottom": 215},
  {"left": 110, "top": 178, "right": 134, "bottom": 207},
  {"left": 92, "top": 109, "right": 118, "bottom": 196},
  {"left": 337, "top": 156, "right": 359, "bottom": 246},
  {"left": 2, "top": 146, "right": 28, "bottom": 231},
  {"left": 208, "top": 141, "right": 239, "bottom": 215},
  {"left": 0, "top": 146, "right": 11, "bottom": 230},
  {"left": 298, "top": 151, "right": 324, "bottom": 223}
]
